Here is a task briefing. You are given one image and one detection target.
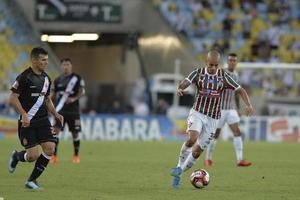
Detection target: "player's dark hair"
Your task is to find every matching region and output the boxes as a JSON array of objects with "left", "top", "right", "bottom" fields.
[
  {"left": 30, "top": 47, "right": 48, "bottom": 59},
  {"left": 60, "top": 58, "right": 72, "bottom": 63},
  {"left": 228, "top": 53, "right": 237, "bottom": 57}
]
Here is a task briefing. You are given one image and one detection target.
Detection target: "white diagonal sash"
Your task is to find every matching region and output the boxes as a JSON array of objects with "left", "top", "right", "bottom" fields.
[
  {"left": 27, "top": 76, "right": 50, "bottom": 120},
  {"left": 55, "top": 76, "right": 78, "bottom": 112}
]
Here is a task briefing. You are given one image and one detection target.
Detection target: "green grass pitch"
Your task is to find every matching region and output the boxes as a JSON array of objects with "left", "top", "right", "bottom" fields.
[{"left": 1, "top": 138, "right": 300, "bottom": 200}]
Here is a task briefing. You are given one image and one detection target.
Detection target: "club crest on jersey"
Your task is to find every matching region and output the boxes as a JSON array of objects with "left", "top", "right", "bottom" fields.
[
  {"left": 44, "top": 83, "right": 49, "bottom": 89},
  {"left": 217, "top": 80, "right": 224, "bottom": 88}
]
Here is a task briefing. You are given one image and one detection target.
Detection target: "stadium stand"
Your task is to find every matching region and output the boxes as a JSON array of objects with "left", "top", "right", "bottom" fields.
[
  {"left": 0, "top": 0, "right": 58, "bottom": 92},
  {"left": 153, "top": 0, "right": 300, "bottom": 97},
  {"left": 154, "top": 0, "right": 300, "bottom": 63}
]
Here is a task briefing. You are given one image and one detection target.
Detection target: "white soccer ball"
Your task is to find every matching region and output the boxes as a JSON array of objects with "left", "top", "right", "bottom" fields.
[{"left": 190, "top": 169, "right": 210, "bottom": 189}]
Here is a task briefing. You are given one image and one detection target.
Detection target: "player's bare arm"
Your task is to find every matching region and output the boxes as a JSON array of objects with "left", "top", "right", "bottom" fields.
[
  {"left": 45, "top": 95, "right": 64, "bottom": 127},
  {"left": 50, "top": 88, "right": 56, "bottom": 102},
  {"left": 236, "top": 87, "right": 254, "bottom": 115},
  {"left": 66, "top": 86, "right": 85, "bottom": 104},
  {"left": 10, "top": 92, "right": 30, "bottom": 127},
  {"left": 176, "top": 79, "right": 191, "bottom": 96}
]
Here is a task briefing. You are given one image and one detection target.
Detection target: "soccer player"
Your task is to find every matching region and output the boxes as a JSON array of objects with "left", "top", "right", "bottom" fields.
[
  {"left": 204, "top": 53, "right": 252, "bottom": 167},
  {"left": 8, "top": 47, "right": 64, "bottom": 189},
  {"left": 170, "top": 50, "right": 254, "bottom": 189},
  {"left": 50, "top": 58, "right": 85, "bottom": 164}
]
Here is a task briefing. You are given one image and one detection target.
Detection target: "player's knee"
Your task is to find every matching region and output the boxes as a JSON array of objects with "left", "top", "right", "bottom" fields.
[
  {"left": 43, "top": 144, "right": 55, "bottom": 156},
  {"left": 233, "top": 133, "right": 241, "bottom": 137},
  {"left": 27, "top": 153, "right": 39, "bottom": 162},
  {"left": 186, "top": 132, "right": 198, "bottom": 147},
  {"left": 232, "top": 130, "right": 241, "bottom": 137},
  {"left": 44, "top": 148, "right": 54, "bottom": 156},
  {"left": 186, "top": 138, "right": 196, "bottom": 147}
]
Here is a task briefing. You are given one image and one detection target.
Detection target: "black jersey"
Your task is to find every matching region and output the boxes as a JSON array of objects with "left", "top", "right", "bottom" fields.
[
  {"left": 53, "top": 73, "right": 84, "bottom": 114},
  {"left": 11, "top": 67, "right": 51, "bottom": 125}
]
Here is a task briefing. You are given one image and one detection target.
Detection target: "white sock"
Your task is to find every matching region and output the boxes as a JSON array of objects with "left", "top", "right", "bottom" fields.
[
  {"left": 233, "top": 136, "right": 243, "bottom": 162},
  {"left": 205, "top": 138, "right": 217, "bottom": 160},
  {"left": 42, "top": 152, "right": 51, "bottom": 160},
  {"left": 24, "top": 152, "right": 28, "bottom": 162},
  {"left": 181, "top": 152, "right": 198, "bottom": 172},
  {"left": 177, "top": 142, "right": 192, "bottom": 168}
]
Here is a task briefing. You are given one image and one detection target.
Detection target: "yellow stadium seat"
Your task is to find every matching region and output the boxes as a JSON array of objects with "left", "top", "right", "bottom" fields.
[
  {"left": 268, "top": 13, "right": 279, "bottom": 22},
  {"left": 251, "top": 18, "right": 268, "bottom": 34},
  {"left": 290, "top": 20, "right": 300, "bottom": 30},
  {"left": 233, "top": 23, "right": 242, "bottom": 34},
  {"left": 202, "top": 8, "right": 214, "bottom": 21}
]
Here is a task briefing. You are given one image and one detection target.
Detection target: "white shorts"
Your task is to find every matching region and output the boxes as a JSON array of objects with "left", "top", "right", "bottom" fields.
[
  {"left": 217, "top": 109, "right": 240, "bottom": 129},
  {"left": 186, "top": 109, "right": 219, "bottom": 150}
]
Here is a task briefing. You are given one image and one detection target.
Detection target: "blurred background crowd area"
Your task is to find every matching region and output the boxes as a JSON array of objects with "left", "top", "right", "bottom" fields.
[
  {"left": 151, "top": 0, "right": 300, "bottom": 99},
  {"left": 153, "top": 0, "right": 300, "bottom": 63},
  {"left": 0, "top": 0, "right": 299, "bottom": 116}
]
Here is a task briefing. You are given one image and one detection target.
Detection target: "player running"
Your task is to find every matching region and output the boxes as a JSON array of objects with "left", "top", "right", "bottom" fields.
[
  {"left": 8, "top": 47, "right": 63, "bottom": 189},
  {"left": 170, "top": 50, "right": 254, "bottom": 189}
]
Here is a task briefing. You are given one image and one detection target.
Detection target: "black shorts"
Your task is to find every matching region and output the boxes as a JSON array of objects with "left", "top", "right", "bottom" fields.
[
  {"left": 18, "top": 119, "right": 56, "bottom": 149},
  {"left": 57, "top": 113, "right": 81, "bottom": 132}
]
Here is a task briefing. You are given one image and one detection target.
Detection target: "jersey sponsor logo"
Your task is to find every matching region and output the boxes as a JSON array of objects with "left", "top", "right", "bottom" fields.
[
  {"left": 30, "top": 85, "right": 37, "bottom": 88},
  {"left": 31, "top": 92, "right": 47, "bottom": 97},
  {"left": 199, "top": 89, "right": 220, "bottom": 97},
  {"left": 208, "top": 79, "right": 214, "bottom": 83}
]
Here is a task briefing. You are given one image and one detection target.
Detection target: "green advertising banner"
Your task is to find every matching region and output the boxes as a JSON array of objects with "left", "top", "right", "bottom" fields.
[{"left": 35, "top": 0, "right": 122, "bottom": 23}]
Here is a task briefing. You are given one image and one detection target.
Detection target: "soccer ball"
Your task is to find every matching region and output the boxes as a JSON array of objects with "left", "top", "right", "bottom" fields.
[{"left": 190, "top": 169, "right": 210, "bottom": 189}]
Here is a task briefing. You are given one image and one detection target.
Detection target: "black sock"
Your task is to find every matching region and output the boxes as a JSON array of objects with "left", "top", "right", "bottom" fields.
[
  {"left": 16, "top": 150, "right": 27, "bottom": 162},
  {"left": 54, "top": 138, "right": 59, "bottom": 156},
  {"left": 28, "top": 153, "right": 50, "bottom": 182},
  {"left": 73, "top": 140, "right": 80, "bottom": 156}
]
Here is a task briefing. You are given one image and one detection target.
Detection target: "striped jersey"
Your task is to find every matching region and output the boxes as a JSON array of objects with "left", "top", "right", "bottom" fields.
[
  {"left": 11, "top": 67, "right": 51, "bottom": 126},
  {"left": 53, "top": 73, "right": 85, "bottom": 114},
  {"left": 186, "top": 67, "right": 240, "bottom": 119},
  {"left": 221, "top": 70, "right": 239, "bottom": 110}
]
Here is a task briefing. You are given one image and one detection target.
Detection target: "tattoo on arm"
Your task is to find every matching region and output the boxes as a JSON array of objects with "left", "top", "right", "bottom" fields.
[{"left": 178, "top": 79, "right": 191, "bottom": 90}]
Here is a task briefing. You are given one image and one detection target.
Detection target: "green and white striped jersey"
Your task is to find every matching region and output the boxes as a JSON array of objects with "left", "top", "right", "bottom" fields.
[{"left": 186, "top": 67, "right": 240, "bottom": 119}]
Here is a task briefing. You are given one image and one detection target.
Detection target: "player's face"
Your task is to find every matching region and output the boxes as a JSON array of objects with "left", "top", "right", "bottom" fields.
[
  {"left": 61, "top": 61, "right": 72, "bottom": 75},
  {"left": 33, "top": 54, "right": 48, "bottom": 72},
  {"left": 206, "top": 56, "right": 219, "bottom": 71},
  {"left": 227, "top": 56, "right": 237, "bottom": 70}
]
